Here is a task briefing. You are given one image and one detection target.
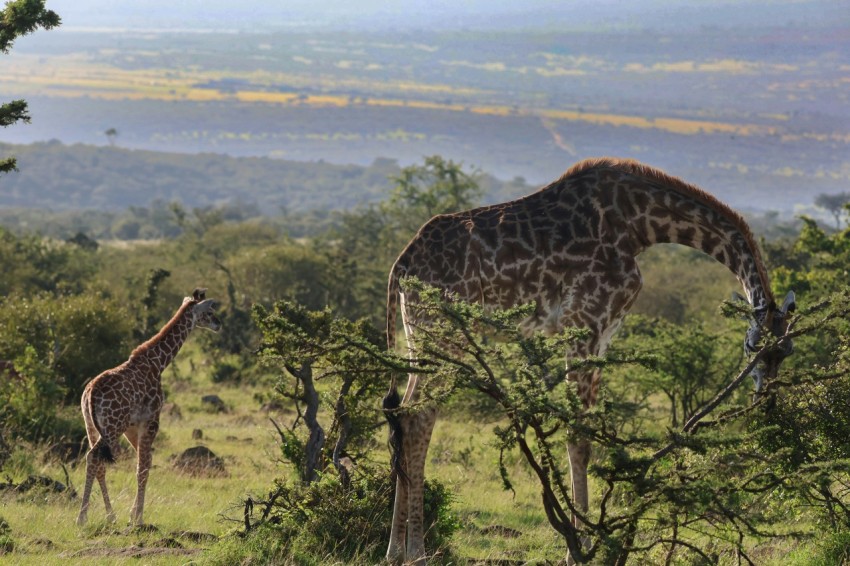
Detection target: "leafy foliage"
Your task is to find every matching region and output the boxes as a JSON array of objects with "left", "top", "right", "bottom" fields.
[
  {"left": 391, "top": 279, "right": 850, "bottom": 563},
  {"left": 0, "top": 0, "right": 60, "bottom": 173},
  {"left": 214, "top": 299, "right": 459, "bottom": 564},
  {"left": 0, "top": 291, "right": 134, "bottom": 404},
  {"left": 253, "top": 299, "right": 392, "bottom": 481},
  {"left": 612, "top": 315, "right": 742, "bottom": 428},
  {"left": 212, "top": 471, "right": 457, "bottom": 566}
]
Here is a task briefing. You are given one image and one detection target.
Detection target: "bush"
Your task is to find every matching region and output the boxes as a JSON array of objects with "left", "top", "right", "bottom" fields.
[
  {"left": 0, "top": 291, "right": 134, "bottom": 404},
  {"left": 208, "top": 468, "right": 459, "bottom": 565},
  {"left": 0, "top": 346, "right": 63, "bottom": 443}
]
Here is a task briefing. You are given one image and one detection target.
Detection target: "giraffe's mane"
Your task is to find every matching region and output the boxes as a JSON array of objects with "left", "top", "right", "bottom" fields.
[
  {"left": 560, "top": 157, "right": 774, "bottom": 303},
  {"left": 130, "top": 299, "right": 194, "bottom": 358}
]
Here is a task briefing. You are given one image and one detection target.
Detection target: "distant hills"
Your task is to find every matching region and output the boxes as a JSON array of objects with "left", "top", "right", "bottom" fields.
[{"left": 0, "top": 141, "right": 531, "bottom": 213}]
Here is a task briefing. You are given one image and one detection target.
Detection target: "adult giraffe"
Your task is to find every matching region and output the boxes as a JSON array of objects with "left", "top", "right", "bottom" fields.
[
  {"left": 383, "top": 157, "right": 795, "bottom": 564},
  {"left": 76, "top": 288, "right": 221, "bottom": 526}
]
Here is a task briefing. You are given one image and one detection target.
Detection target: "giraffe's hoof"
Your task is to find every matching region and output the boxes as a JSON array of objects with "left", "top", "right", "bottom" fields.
[
  {"left": 75, "top": 514, "right": 87, "bottom": 526},
  {"left": 106, "top": 512, "right": 116, "bottom": 523}
]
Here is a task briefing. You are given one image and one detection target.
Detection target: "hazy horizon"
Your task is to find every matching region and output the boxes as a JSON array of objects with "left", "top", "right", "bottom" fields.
[
  {"left": 1, "top": 0, "right": 847, "bottom": 213},
  {"left": 41, "top": 0, "right": 849, "bottom": 33}
]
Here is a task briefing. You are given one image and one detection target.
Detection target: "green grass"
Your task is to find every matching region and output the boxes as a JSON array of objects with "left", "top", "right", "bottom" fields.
[
  {"left": 0, "top": 351, "right": 279, "bottom": 565},
  {"left": 0, "top": 349, "right": 835, "bottom": 565}
]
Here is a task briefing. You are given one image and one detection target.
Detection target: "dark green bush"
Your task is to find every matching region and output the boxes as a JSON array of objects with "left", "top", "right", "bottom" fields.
[
  {"left": 0, "top": 346, "right": 62, "bottom": 443},
  {"left": 209, "top": 468, "right": 459, "bottom": 565},
  {"left": 0, "top": 291, "right": 134, "bottom": 403}
]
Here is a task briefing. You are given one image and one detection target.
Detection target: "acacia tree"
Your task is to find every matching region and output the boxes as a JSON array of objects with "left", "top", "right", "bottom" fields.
[
  {"left": 245, "top": 272, "right": 850, "bottom": 563},
  {"left": 321, "top": 155, "right": 484, "bottom": 323},
  {"left": 0, "top": 0, "right": 61, "bottom": 174},
  {"left": 390, "top": 279, "right": 850, "bottom": 563},
  {"left": 814, "top": 192, "right": 850, "bottom": 230}
]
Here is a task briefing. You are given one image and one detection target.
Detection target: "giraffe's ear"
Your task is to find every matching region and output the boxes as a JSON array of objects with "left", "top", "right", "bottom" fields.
[
  {"left": 781, "top": 290, "right": 796, "bottom": 314},
  {"left": 192, "top": 288, "right": 207, "bottom": 301}
]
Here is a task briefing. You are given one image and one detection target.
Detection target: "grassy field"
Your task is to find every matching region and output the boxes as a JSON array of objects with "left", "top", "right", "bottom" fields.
[
  {"left": 0, "top": 340, "right": 835, "bottom": 565},
  {"left": 0, "top": 352, "right": 279, "bottom": 565},
  {"left": 0, "top": 345, "right": 564, "bottom": 565}
]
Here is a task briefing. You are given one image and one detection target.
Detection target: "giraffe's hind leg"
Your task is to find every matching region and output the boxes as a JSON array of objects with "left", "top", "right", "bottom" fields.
[
  {"left": 387, "top": 460, "right": 409, "bottom": 565},
  {"left": 77, "top": 437, "right": 117, "bottom": 525},
  {"left": 76, "top": 448, "right": 97, "bottom": 526},
  {"left": 78, "top": 390, "right": 116, "bottom": 525},
  {"left": 97, "top": 454, "right": 116, "bottom": 523},
  {"left": 399, "top": 406, "right": 437, "bottom": 565}
]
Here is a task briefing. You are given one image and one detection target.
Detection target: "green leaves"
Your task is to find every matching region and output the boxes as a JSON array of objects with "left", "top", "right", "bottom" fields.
[
  {"left": 1, "top": 0, "right": 60, "bottom": 175},
  {"left": 0, "top": 0, "right": 60, "bottom": 54}
]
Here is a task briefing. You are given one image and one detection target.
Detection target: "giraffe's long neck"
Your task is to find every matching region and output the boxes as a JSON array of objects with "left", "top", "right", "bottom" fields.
[
  {"left": 612, "top": 172, "right": 773, "bottom": 310},
  {"left": 130, "top": 303, "right": 194, "bottom": 374}
]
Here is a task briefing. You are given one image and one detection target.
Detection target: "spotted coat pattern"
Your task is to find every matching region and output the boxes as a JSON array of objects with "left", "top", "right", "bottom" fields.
[
  {"left": 76, "top": 288, "right": 221, "bottom": 526},
  {"left": 384, "top": 157, "right": 779, "bottom": 565}
]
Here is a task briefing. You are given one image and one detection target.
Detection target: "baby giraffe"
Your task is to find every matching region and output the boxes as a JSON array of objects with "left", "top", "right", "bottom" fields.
[{"left": 76, "top": 288, "right": 221, "bottom": 526}]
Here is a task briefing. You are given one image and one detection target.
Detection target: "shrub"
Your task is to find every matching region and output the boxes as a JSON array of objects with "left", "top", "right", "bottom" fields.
[
  {"left": 208, "top": 467, "right": 458, "bottom": 565},
  {"left": 0, "top": 291, "right": 134, "bottom": 404},
  {"left": 0, "top": 346, "right": 62, "bottom": 443}
]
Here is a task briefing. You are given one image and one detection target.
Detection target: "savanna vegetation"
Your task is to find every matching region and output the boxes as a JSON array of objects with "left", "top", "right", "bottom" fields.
[{"left": 1, "top": 145, "right": 850, "bottom": 564}]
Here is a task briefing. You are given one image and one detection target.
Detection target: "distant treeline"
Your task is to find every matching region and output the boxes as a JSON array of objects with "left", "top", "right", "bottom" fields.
[
  {"left": 0, "top": 141, "right": 534, "bottom": 215},
  {"left": 0, "top": 142, "right": 534, "bottom": 239}
]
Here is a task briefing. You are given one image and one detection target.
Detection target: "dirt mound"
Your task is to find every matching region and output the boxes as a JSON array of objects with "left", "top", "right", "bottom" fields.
[
  {"left": 0, "top": 475, "right": 75, "bottom": 496},
  {"left": 200, "top": 394, "right": 227, "bottom": 413},
  {"left": 172, "top": 446, "right": 227, "bottom": 477}
]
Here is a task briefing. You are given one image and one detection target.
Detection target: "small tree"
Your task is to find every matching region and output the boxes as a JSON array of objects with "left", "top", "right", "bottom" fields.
[
  {"left": 814, "top": 192, "right": 850, "bottom": 229},
  {"left": 253, "top": 300, "right": 391, "bottom": 483},
  {"left": 222, "top": 300, "right": 458, "bottom": 565},
  {"left": 1, "top": 0, "right": 61, "bottom": 174},
  {"left": 104, "top": 127, "right": 118, "bottom": 146},
  {"left": 613, "top": 315, "right": 742, "bottom": 428}
]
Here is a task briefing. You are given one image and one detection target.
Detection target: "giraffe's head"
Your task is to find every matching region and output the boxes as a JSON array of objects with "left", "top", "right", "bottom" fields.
[
  {"left": 740, "top": 290, "right": 796, "bottom": 393},
  {"left": 189, "top": 288, "right": 222, "bottom": 332}
]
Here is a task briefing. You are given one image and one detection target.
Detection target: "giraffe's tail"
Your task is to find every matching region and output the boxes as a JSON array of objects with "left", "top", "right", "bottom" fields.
[
  {"left": 82, "top": 387, "right": 115, "bottom": 465},
  {"left": 383, "top": 265, "right": 406, "bottom": 484},
  {"left": 90, "top": 438, "right": 116, "bottom": 464}
]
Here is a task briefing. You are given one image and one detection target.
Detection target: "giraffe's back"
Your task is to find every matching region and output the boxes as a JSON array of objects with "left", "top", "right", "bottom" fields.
[
  {"left": 390, "top": 167, "right": 644, "bottom": 338},
  {"left": 85, "top": 362, "right": 163, "bottom": 434}
]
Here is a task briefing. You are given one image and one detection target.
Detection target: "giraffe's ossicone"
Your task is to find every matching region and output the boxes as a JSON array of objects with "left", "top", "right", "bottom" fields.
[
  {"left": 76, "top": 288, "right": 221, "bottom": 527},
  {"left": 383, "top": 157, "right": 796, "bottom": 565}
]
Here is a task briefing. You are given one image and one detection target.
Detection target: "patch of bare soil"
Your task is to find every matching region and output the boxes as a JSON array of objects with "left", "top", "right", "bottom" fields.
[{"left": 60, "top": 545, "right": 202, "bottom": 559}]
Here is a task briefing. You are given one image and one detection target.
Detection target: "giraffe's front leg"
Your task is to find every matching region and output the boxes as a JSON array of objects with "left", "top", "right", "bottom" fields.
[
  {"left": 566, "top": 437, "right": 592, "bottom": 565},
  {"left": 130, "top": 419, "right": 158, "bottom": 525}
]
